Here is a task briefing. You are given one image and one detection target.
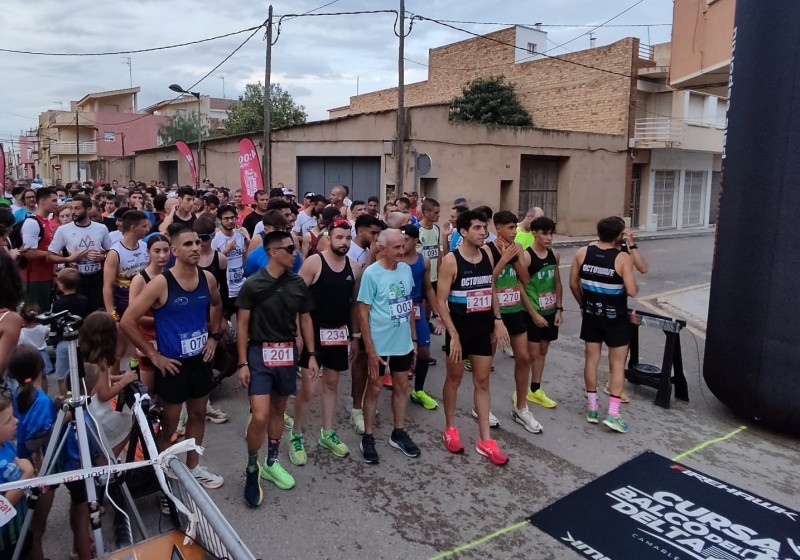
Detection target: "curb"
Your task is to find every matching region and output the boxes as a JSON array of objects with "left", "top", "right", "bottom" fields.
[{"left": 551, "top": 229, "right": 715, "bottom": 248}]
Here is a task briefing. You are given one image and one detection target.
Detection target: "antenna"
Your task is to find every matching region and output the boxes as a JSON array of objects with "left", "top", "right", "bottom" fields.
[
  {"left": 589, "top": 32, "right": 597, "bottom": 48},
  {"left": 219, "top": 75, "right": 226, "bottom": 99},
  {"left": 122, "top": 57, "right": 132, "bottom": 88}
]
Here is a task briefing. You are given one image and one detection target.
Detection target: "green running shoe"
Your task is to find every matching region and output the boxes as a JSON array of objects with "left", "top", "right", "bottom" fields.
[
  {"left": 318, "top": 429, "right": 349, "bottom": 458},
  {"left": 260, "top": 459, "right": 296, "bottom": 489},
  {"left": 527, "top": 388, "right": 557, "bottom": 408},
  {"left": 602, "top": 414, "right": 629, "bottom": 433},
  {"left": 410, "top": 390, "right": 438, "bottom": 410},
  {"left": 586, "top": 410, "right": 600, "bottom": 424},
  {"left": 284, "top": 413, "right": 294, "bottom": 431},
  {"left": 288, "top": 433, "right": 307, "bottom": 466}
]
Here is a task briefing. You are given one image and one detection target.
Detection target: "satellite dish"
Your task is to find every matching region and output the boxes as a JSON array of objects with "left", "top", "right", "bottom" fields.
[{"left": 416, "top": 153, "right": 432, "bottom": 175}]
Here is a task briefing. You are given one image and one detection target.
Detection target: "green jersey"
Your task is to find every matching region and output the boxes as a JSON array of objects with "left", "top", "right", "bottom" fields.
[
  {"left": 524, "top": 246, "right": 558, "bottom": 315},
  {"left": 515, "top": 227, "right": 534, "bottom": 250},
  {"left": 487, "top": 242, "right": 523, "bottom": 314}
]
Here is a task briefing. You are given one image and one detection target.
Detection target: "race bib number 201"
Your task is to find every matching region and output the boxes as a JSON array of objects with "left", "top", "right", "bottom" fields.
[
  {"left": 466, "top": 289, "right": 492, "bottom": 313},
  {"left": 263, "top": 342, "right": 294, "bottom": 366}
]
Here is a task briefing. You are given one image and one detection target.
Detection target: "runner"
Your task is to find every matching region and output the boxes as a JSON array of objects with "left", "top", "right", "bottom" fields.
[
  {"left": 242, "top": 190, "right": 269, "bottom": 237},
  {"left": 211, "top": 205, "right": 248, "bottom": 317},
  {"left": 237, "top": 230, "right": 318, "bottom": 508},
  {"left": 520, "top": 216, "right": 563, "bottom": 414},
  {"left": 437, "top": 209, "right": 510, "bottom": 465},
  {"left": 416, "top": 198, "right": 442, "bottom": 293},
  {"left": 103, "top": 210, "right": 150, "bottom": 320},
  {"left": 158, "top": 186, "right": 197, "bottom": 233},
  {"left": 569, "top": 217, "right": 638, "bottom": 433},
  {"left": 346, "top": 214, "right": 382, "bottom": 270},
  {"left": 514, "top": 207, "right": 544, "bottom": 250},
  {"left": 484, "top": 211, "right": 542, "bottom": 434},
  {"left": 356, "top": 228, "right": 421, "bottom": 464},
  {"left": 289, "top": 219, "right": 361, "bottom": 465},
  {"left": 48, "top": 194, "right": 112, "bottom": 313},
  {"left": 120, "top": 223, "right": 225, "bottom": 488},
  {"left": 399, "top": 225, "right": 443, "bottom": 410},
  {"left": 20, "top": 187, "right": 58, "bottom": 310}
]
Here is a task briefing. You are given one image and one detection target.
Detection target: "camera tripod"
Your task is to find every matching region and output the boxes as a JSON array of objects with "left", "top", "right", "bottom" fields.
[{"left": 12, "top": 311, "right": 147, "bottom": 559}]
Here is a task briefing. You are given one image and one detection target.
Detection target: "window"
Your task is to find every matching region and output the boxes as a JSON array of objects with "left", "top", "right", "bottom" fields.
[
  {"left": 103, "top": 132, "right": 115, "bottom": 142},
  {"left": 682, "top": 171, "right": 707, "bottom": 227},
  {"left": 687, "top": 93, "right": 705, "bottom": 125},
  {"left": 527, "top": 42, "right": 537, "bottom": 54},
  {"left": 653, "top": 170, "right": 678, "bottom": 229}
]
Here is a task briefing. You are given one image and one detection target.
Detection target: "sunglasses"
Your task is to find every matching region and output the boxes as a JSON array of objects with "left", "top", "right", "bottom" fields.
[
  {"left": 197, "top": 233, "right": 214, "bottom": 241},
  {"left": 270, "top": 245, "right": 295, "bottom": 255}
]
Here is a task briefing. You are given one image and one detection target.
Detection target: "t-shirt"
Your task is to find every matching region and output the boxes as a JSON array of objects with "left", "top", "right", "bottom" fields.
[
  {"left": 48, "top": 221, "right": 112, "bottom": 277},
  {"left": 21, "top": 215, "right": 55, "bottom": 282},
  {"left": 450, "top": 230, "right": 463, "bottom": 252},
  {"left": 12, "top": 388, "right": 56, "bottom": 462},
  {"left": 244, "top": 244, "right": 303, "bottom": 277},
  {"left": 293, "top": 211, "right": 316, "bottom": 235},
  {"left": 242, "top": 210, "right": 264, "bottom": 237},
  {"left": 236, "top": 270, "right": 312, "bottom": 343},
  {"left": 13, "top": 208, "right": 32, "bottom": 224},
  {"left": 19, "top": 325, "right": 49, "bottom": 350},
  {"left": 357, "top": 261, "right": 414, "bottom": 357},
  {"left": 514, "top": 227, "right": 534, "bottom": 250},
  {"left": 211, "top": 229, "right": 247, "bottom": 298},
  {"left": 346, "top": 241, "right": 369, "bottom": 269}
]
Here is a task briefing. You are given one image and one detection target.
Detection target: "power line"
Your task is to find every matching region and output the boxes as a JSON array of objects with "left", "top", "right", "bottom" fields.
[
  {"left": 543, "top": 0, "right": 650, "bottom": 54},
  {"left": 405, "top": 17, "right": 670, "bottom": 28}
]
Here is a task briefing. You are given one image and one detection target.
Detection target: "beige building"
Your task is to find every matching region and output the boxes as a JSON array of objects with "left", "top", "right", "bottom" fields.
[
  {"left": 134, "top": 104, "right": 627, "bottom": 236},
  {"left": 142, "top": 95, "right": 235, "bottom": 135}
]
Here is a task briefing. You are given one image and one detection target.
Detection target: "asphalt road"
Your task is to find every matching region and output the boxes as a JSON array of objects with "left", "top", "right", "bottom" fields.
[{"left": 42, "top": 234, "right": 800, "bottom": 559}]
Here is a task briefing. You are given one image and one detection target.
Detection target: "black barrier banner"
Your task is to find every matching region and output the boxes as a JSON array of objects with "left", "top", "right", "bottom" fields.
[{"left": 528, "top": 451, "right": 799, "bottom": 560}]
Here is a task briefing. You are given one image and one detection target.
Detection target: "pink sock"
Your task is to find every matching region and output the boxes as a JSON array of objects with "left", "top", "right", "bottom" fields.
[
  {"left": 586, "top": 391, "right": 598, "bottom": 411},
  {"left": 609, "top": 396, "right": 621, "bottom": 418}
]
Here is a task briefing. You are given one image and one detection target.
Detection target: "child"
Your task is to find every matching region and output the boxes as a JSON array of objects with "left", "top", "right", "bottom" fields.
[
  {"left": 0, "top": 395, "right": 35, "bottom": 560},
  {"left": 18, "top": 304, "right": 53, "bottom": 391},
  {"left": 52, "top": 268, "right": 90, "bottom": 397}
]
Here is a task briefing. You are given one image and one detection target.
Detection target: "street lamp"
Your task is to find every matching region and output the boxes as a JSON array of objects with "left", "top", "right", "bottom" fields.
[{"left": 169, "top": 83, "right": 202, "bottom": 187}]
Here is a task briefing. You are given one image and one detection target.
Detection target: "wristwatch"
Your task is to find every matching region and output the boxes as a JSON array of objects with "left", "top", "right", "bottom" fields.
[
  {"left": 494, "top": 314, "right": 503, "bottom": 321},
  {"left": 237, "top": 362, "right": 249, "bottom": 369},
  {"left": 629, "top": 244, "right": 638, "bottom": 250},
  {"left": 308, "top": 351, "right": 318, "bottom": 357},
  {"left": 210, "top": 332, "right": 222, "bottom": 341}
]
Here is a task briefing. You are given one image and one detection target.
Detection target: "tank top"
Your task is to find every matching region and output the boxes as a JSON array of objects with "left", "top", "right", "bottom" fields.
[
  {"left": 487, "top": 243, "right": 523, "bottom": 314},
  {"left": 408, "top": 253, "right": 426, "bottom": 302},
  {"left": 110, "top": 239, "right": 148, "bottom": 312},
  {"left": 137, "top": 269, "right": 157, "bottom": 341},
  {"left": 309, "top": 254, "right": 355, "bottom": 328},
  {"left": 525, "top": 246, "right": 558, "bottom": 316},
  {"left": 579, "top": 245, "right": 627, "bottom": 322},
  {"left": 308, "top": 231, "right": 319, "bottom": 255},
  {"left": 153, "top": 269, "right": 210, "bottom": 360},
  {"left": 416, "top": 224, "right": 440, "bottom": 282},
  {"left": 199, "top": 251, "right": 226, "bottom": 300},
  {"left": 447, "top": 248, "right": 494, "bottom": 322}
]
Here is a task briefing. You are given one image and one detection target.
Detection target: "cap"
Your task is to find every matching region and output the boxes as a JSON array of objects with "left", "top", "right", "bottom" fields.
[
  {"left": 303, "top": 191, "right": 316, "bottom": 199},
  {"left": 399, "top": 224, "right": 419, "bottom": 239},
  {"left": 453, "top": 197, "right": 468, "bottom": 206},
  {"left": 282, "top": 188, "right": 295, "bottom": 197}
]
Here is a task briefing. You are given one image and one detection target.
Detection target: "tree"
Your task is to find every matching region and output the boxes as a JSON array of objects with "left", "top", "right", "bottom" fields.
[
  {"left": 158, "top": 111, "right": 209, "bottom": 146},
  {"left": 224, "top": 82, "right": 307, "bottom": 135},
  {"left": 449, "top": 76, "right": 532, "bottom": 127}
]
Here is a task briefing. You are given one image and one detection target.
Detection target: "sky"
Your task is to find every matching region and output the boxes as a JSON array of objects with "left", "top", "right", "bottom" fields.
[{"left": 0, "top": 0, "right": 674, "bottom": 146}]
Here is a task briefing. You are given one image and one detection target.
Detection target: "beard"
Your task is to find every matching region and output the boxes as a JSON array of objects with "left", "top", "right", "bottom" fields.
[{"left": 332, "top": 245, "right": 349, "bottom": 256}]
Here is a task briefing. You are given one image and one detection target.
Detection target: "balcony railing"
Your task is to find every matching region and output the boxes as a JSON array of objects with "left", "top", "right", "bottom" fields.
[
  {"left": 638, "top": 43, "right": 654, "bottom": 61},
  {"left": 50, "top": 141, "right": 97, "bottom": 155},
  {"left": 633, "top": 118, "right": 682, "bottom": 145}
]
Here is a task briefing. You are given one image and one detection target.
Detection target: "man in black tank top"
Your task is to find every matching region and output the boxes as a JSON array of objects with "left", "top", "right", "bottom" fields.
[
  {"left": 569, "top": 217, "right": 638, "bottom": 434},
  {"left": 437, "top": 210, "right": 511, "bottom": 465},
  {"left": 291, "top": 221, "right": 362, "bottom": 465}
]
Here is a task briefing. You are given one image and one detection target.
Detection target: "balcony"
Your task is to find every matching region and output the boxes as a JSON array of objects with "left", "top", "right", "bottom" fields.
[
  {"left": 630, "top": 117, "right": 724, "bottom": 152},
  {"left": 50, "top": 141, "right": 97, "bottom": 155}
]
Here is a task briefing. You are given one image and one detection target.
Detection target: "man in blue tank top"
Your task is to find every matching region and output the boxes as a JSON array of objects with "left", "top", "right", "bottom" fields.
[
  {"left": 569, "top": 217, "right": 638, "bottom": 434},
  {"left": 121, "top": 222, "right": 225, "bottom": 489}
]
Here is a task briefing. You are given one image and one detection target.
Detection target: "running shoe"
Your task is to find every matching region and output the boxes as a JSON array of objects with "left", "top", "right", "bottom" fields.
[
  {"left": 602, "top": 414, "right": 629, "bottom": 434},
  {"left": 288, "top": 433, "right": 307, "bottom": 466},
  {"left": 319, "top": 429, "right": 349, "bottom": 458},
  {"left": 206, "top": 402, "right": 228, "bottom": 424},
  {"left": 527, "top": 388, "right": 557, "bottom": 408},
  {"left": 410, "top": 390, "right": 438, "bottom": 410},
  {"left": 464, "top": 359, "right": 472, "bottom": 372},
  {"left": 512, "top": 406, "right": 543, "bottom": 434},
  {"left": 476, "top": 438, "right": 509, "bottom": 465},
  {"left": 585, "top": 410, "right": 600, "bottom": 424},
  {"left": 350, "top": 409, "right": 365, "bottom": 435},
  {"left": 603, "top": 382, "right": 630, "bottom": 403},
  {"left": 260, "top": 459, "right": 296, "bottom": 489},
  {"left": 471, "top": 408, "right": 500, "bottom": 428},
  {"left": 244, "top": 413, "right": 252, "bottom": 438},
  {"left": 284, "top": 412, "right": 294, "bottom": 431},
  {"left": 360, "top": 434, "right": 380, "bottom": 464},
  {"left": 502, "top": 344, "right": 514, "bottom": 358},
  {"left": 426, "top": 357, "right": 437, "bottom": 366},
  {"left": 442, "top": 426, "right": 464, "bottom": 454},
  {"left": 243, "top": 468, "right": 263, "bottom": 508},
  {"left": 189, "top": 465, "right": 224, "bottom": 489},
  {"left": 389, "top": 429, "right": 421, "bottom": 458},
  {"left": 383, "top": 373, "right": 393, "bottom": 389}
]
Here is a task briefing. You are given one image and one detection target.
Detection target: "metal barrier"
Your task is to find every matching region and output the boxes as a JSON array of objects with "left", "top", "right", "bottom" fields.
[{"left": 167, "top": 456, "right": 257, "bottom": 560}]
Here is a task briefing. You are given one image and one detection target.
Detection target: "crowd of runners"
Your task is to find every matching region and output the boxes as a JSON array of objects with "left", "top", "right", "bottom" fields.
[{"left": 0, "top": 175, "right": 647, "bottom": 556}]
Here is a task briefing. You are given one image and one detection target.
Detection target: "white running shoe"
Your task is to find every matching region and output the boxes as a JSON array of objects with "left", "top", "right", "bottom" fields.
[
  {"left": 350, "top": 409, "right": 365, "bottom": 435},
  {"left": 189, "top": 465, "right": 224, "bottom": 489},
  {"left": 206, "top": 402, "right": 228, "bottom": 424},
  {"left": 512, "top": 406, "right": 543, "bottom": 434},
  {"left": 471, "top": 408, "right": 500, "bottom": 428},
  {"left": 502, "top": 344, "right": 514, "bottom": 358}
]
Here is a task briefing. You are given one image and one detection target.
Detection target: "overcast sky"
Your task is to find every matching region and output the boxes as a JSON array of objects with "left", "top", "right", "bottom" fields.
[{"left": 0, "top": 0, "right": 673, "bottom": 145}]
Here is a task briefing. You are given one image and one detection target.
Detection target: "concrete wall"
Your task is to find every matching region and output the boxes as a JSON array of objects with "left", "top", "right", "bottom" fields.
[
  {"left": 644, "top": 149, "right": 714, "bottom": 230},
  {"left": 670, "top": 0, "right": 734, "bottom": 87}
]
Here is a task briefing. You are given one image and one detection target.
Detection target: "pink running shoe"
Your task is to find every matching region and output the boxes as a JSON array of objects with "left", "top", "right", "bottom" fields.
[
  {"left": 476, "top": 438, "right": 509, "bottom": 465},
  {"left": 443, "top": 426, "right": 464, "bottom": 454}
]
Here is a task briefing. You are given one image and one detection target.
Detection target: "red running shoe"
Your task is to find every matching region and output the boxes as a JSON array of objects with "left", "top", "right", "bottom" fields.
[
  {"left": 476, "top": 438, "right": 509, "bottom": 465},
  {"left": 443, "top": 426, "right": 464, "bottom": 454},
  {"left": 383, "top": 373, "right": 393, "bottom": 389}
]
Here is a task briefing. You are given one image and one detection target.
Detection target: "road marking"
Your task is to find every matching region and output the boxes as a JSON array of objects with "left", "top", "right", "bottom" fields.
[
  {"left": 637, "top": 282, "right": 710, "bottom": 302},
  {"left": 671, "top": 425, "right": 747, "bottom": 462},
  {"left": 636, "top": 295, "right": 706, "bottom": 339}
]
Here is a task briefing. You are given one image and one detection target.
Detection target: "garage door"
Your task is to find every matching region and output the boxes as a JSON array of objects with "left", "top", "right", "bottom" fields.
[{"left": 297, "top": 157, "right": 381, "bottom": 202}]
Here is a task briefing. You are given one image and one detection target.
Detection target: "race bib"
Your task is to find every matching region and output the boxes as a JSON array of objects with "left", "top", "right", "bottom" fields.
[
  {"left": 539, "top": 291, "right": 557, "bottom": 311},
  {"left": 497, "top": 288, "right": 521, "bottom": 307},
  {"left": 78, "top": 261, "right": 101, "bottom": 275},
  {"left": 320, "top": 326, "right": 348, "bottom": 346},
  {"left": 414, "top": 305, "right": 421, "bottom": 320},
  {"left": 466, "top": 289, "right": 492, "bottom": 313},
  {"left": 389, "top": 295, "right": 412, "bottom": 322},
  {"left": 179, "top": 330, "right": 207, "bottom": 358},
  {"left": 423, "top": 245, "right": 439, "bottom": 260},
  {"left": 230, "top": 266, "right": 244, "bottom": 284},
  {"left": 262, "top": 342, "right": 294, "bottom": 366}
]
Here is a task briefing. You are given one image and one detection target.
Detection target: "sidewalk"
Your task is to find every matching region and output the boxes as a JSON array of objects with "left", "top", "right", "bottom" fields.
[
  {"left": 551, "top": 224, "right": 715, "bottom": 247},
  {"left": 656, "top": 284, "right": 710, "bottom": 333}
]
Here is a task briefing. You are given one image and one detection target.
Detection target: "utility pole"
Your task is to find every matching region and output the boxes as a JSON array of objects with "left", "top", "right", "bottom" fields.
[
  {"left": 262, "top": 4, "right": 273, "bottom": 189},
  {"left": 75, "top": 110, "right": 80, "bottom": 183},
  {"left": 396, "top": 0, "right": 406, "bottom": 196}
]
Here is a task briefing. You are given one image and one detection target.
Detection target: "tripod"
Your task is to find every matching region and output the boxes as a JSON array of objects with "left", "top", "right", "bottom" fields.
[{"left": 13, "top": 311, "right": 145, "bottom": 559}]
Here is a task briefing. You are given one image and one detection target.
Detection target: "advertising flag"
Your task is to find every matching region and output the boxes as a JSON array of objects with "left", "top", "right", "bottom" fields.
[
  {"left": 175, "top": 140, "right": 198, "bottom": 188},
  {"left": 238, "top": 138, "right": 263, "bottom": 205}
]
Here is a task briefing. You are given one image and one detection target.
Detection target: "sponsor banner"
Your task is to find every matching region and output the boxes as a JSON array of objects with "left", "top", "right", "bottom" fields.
[
  {"left": 238, "top": 137, "right": 263, "bottom": 205},
  {"left": 0, "top": 144, "right": 5, "bottom": 181},
  {"left": 528, "top": 451, "right": 799, "bottom": 560},
  {"left": 175, "top": 140, "right": 198, "bottom": 188}
]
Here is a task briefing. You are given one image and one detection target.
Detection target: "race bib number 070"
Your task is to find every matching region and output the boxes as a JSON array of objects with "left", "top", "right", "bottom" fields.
[
  {"left": 466, "top": 289, "right": 492, "bottom": 313},
  {"left": 179, "top": 330, "right": 208, "bottom": 358},
  {"left": 262, "top": 342, "right": 294, "bottom": 366}
]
